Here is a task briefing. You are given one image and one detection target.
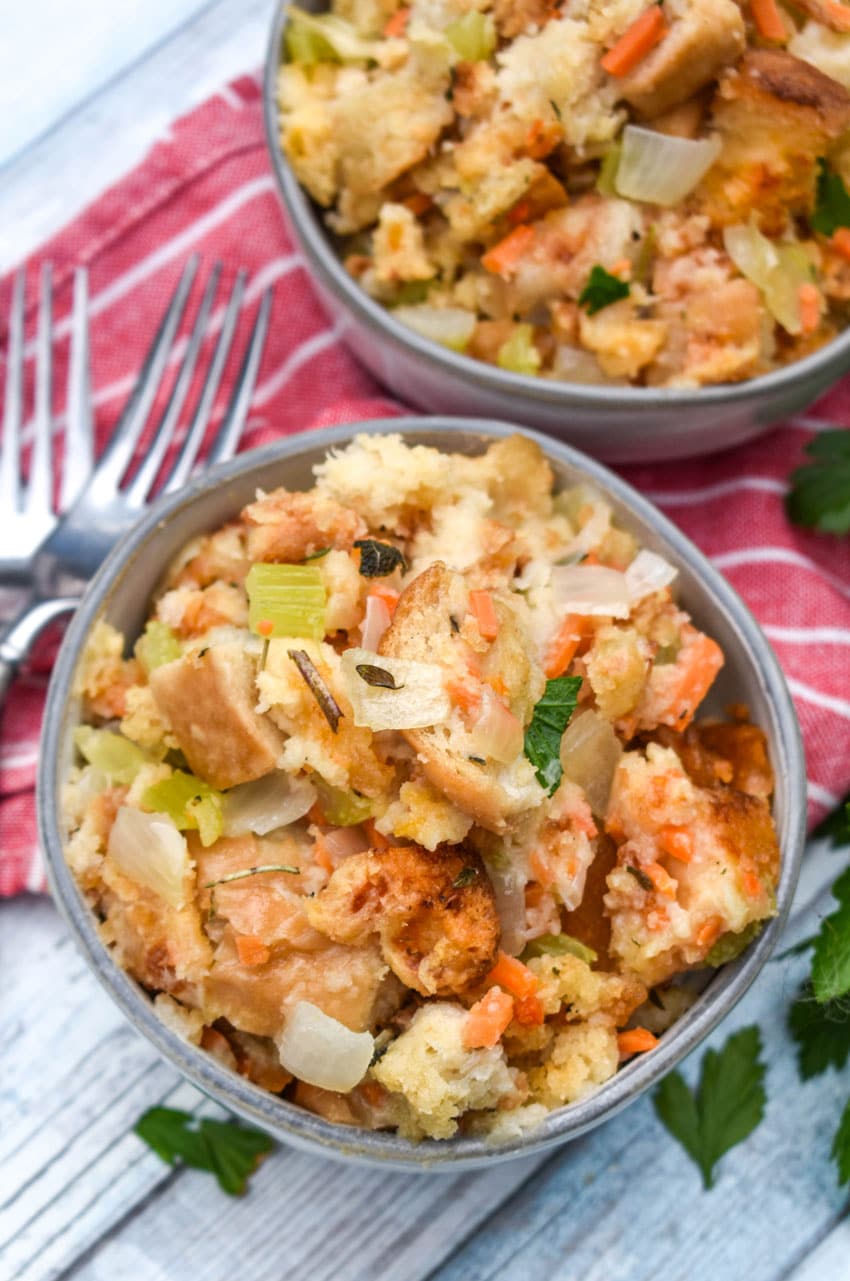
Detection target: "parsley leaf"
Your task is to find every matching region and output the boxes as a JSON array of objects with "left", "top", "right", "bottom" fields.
[
  {"left": 653, "top": 1026, "right": 767, "bottom": 1189},
  {"left": 353, "top": 538, "right": 408, "bottom": 578},
  {"left": 578, "top": 265, "right": 630, "bottom": 315},
  {"left": 524, "top": 675, "right": 582, "bottom": 794},
  {"left": 135, "top": 1107, "right": 274, "bottom": 1196},
  {"left": 785, "top": 430, "right": 850, "bottom": 535},
  {"left": 812, "top": 794, "right": 850, "bottom": 847},
  {"left": 788, "top": 980, "right": 850, "bottom": 1080},
  {"left": 811, "top": 866, "right": 850, "bottom": 1004},
  {"left": 832, "top": 1097, "right": 850, "bottom": 1185},
  {"left": 812, "top": 158, "right": 850, "bottom": 237}
]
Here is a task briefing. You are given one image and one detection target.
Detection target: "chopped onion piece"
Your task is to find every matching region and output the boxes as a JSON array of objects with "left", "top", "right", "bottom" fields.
[
  {"left": 559, "top": 710, "right": 623, "bottom": 816},
  {"left": 276, "top": 1001, "right": 374, "bottom": 1092},
  {"left": 393, "top": 305, "right": 477, "bottom": 352},
  {"left": 322, "top": 826, "right": 371, "bottom": 861},
  {"left": 107, "top": 806, "right": 192, "bottom": 908},
  {"left": 469, "top": 687, "right": 524, "bottom": 764},
  {"left": 223, "top": 772, "right": 316, "bottom": 837},
  {"left": 359, "top": 594, "right": 392, "bottom": 652},
  {"left": 615, "top": 126, "right": 722, "bottom": 206},
  {"left": 340, "top": 647, "right": 451, "bottom": 731},
  {"left": 484, "top": 855, "right": 526, "bottom": 957},
  {"left": 723, "top": 222, "right": 812, "bottom": 335},
  {"left": 624, "top": 550, "right": 677, "bottom": 602},
  {"left": 550, "top": 564, "right": 630, "bottom": 618}
]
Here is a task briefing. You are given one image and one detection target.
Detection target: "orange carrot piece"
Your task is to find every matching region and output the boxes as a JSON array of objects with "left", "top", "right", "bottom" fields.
[
  {"left": 668, "top": 627, "right": 724, "bottom": 733},
  {"left": 313, "top": 834, "right": 334, "bottom": 875},
  {"left": 658, "top": 826, "right": 694, "bottom": 864},
  {"left": 446, "top": 677, "right": 482, "bottom": 714},
  {"left": 601, "top": 6, "right": 667, "bottom": 77},
  {"left": 508, "top": 199, "right": 532, "bottom": 226},
  {"left": 464, "top": 986, "right": 515, "bottom": 1048},
  {"left": 514, "top": 993, "right": 546, "bottom": 1027},
  {"left": 469, "top": 590, "right": 500, "bottom": 641},
  {"left": 481, "top": 224, "right": 535, "bottom": 277},
  {"left": 742, "top": 870, "right": 762, "bottom": 899},
  {"left": 697, "top": 916, "right": 723, "bottom": 949},
  {"left": 544, "top": 614, "right": 585, "bottom": 678},
  {"left": 257, "top": 619, "right": 274, "bottom": 637},
  {"left": 832, "top": 228, "right": 850, "bottom": 261},
  {"left": 798, "top": 283, "right": 821, "bottom": 336},
  {"left": 235, "top": 935, "right": 271, "bottom": 967},
  {"left": 645, "top": 861, "right": 677, "bottom": 898},
  {"left": 383, "top": 6, "right": 410, "bottom": 35},
  {"left": 618, "top": 1027, "right": 659, "bottom": 1056},
  {"left": 364, "top": 818, "right": 391, "bottom": 850},
  {"left": 487, "top": 674, "right": 510, "bottom": 699},
  {"left": 403, "top": 191, "right": 433, "bottom": 217},
  {"left": 368, "top": 582, "right": 400, "bottom": 616},
  {"left": 308, "top": 800, "right": 326, "bottom": 826},
  {"left": 487, "top": 950, "right": 539, "bottom": 999},
  {"left": 751, "top": 0, "right": 787, "bottom": 40}
]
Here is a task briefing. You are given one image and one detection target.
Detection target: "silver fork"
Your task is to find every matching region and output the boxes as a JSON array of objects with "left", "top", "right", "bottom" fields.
[
  {"left": 0, "top": 255, "right": 273, "bottom": 702},
  {"left": 0, "top": 264, "right": 94, "bottom": 580}
]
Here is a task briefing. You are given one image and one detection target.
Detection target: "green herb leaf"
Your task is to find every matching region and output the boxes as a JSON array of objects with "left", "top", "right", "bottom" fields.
[
  {"left": 653, "top": 1026, "right": 767, "bottom": 1189},
  {"left": 831, "top": 1097, "right": 850, "bottom": 1185},
  {"left": 705, "top": 920, "right": 763, "bottom": 968},
  {"left": 785, "top": 430, "right": 850, "bottom": 535},
  {"left": 578, "top": 264, "right": 630, "bottom": 316},
  {"left": 135, "top": 1107, "right": 274, "bottom": 1196},
  {"left": 812, "top": 794, "right": 850, "bottom": 847},
  {"left": 788, "top": 980, "right": 850, "bottom": 1080},
  {"left": 812, "top": 158, "right": 850, "bottom": 237},
  {"left": 523, "top": 675, "right": 582, "bottom": 794},
  {"left": 353, "top": 538, "right": 407, "bottom": 578},
  {"left": 452, "top": 866, "right": 479, "bottom": 888},
  {"left": 355, "top": 663, "right": 403, "bottom": 690},
  {"left": 811, "top": 866, "right": 850, "bottom": 1004},
  {"left": 521, "top": 932, "right": 597, "bottom": 965}
]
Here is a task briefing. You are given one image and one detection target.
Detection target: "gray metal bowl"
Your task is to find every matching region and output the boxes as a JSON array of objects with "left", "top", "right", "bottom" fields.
[
  {"left": 39, "top": 418, "right": 805, "bottom": 1171},
  {"left": 263, "top": 3, "right": 850, "bottom": 463}
]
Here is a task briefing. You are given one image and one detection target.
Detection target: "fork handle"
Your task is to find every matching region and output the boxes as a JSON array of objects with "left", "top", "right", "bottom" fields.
[{"left": 0, "top": 598, "right": 79, "bottom": 706}]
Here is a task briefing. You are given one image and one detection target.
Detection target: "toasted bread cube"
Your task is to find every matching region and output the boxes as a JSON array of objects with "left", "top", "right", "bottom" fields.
[
  {"left": 149, "top": 643, "right": 283, "bottom": 789},
  {"left": 619, "top": 0, "right": 745, "bottom": 118}
]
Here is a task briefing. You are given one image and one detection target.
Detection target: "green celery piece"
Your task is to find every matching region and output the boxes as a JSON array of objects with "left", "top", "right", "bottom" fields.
[
  {"left": 246, "top": 563, "right": 326, "bottom": 640},
  {"left": 143, "top": 770, "right": 223, "bottom": 848},
  {"left": 313, "top": 777, "right": 374, "bottom": 826},
  {"left": 444, "top": 12, "right": 496, "bottom": 61},
  {"left": 521, "top": 932, "right": 597, "bottom": 965},
  {"left": 705, "top": 921, "right": 763, "bottom": 967},
  {"left": 497, "top": 324, "right": 541, "bottom": 376},
  {"left": 74, "top": 726, "right": 152, "bottom": 785},
  {"left": 135, "top": 620, "right": 182, "bottom": 672},
  {"left": 285, "top": 10, "right": 340, "bottom": 64}
]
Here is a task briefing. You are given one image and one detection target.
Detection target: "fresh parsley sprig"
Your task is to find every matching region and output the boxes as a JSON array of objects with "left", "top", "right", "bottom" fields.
[
  {"left": 653, "top": 1026, "right": 767, "bottom": 1189},
  {"left": 785, "top": 430, "right": 850, "bottom": 536},
  {"left": 523, "top": 675, "right": 581, "bottom": 794},
  {"left": 578, "top": 265, "right": 630, "bottom": 316},
  {"left": 788, "top": 981, "right": 850, "bottom": 1080},
  {"left": 135, "top": 1107, "right": 274, "bottom": 1195},
  {"left": 811, "top": 158, "right": 850, "bottom": 237}
]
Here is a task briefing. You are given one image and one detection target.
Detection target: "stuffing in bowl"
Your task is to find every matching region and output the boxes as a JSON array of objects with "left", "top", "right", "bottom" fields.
[
  {"left": 277, "top": 0, "right": 850, "bottom": 389},
  {"left": 63, "top": 434, "right": 780, "bottom": 1142}
]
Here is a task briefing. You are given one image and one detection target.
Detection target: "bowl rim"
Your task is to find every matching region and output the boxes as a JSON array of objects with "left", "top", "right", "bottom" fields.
[
  {"left": 38, "top": 416, "right": 807, "bottom": 1172},
  {"left": 262, "top": 1, "right": 850, "bottom": 409}
]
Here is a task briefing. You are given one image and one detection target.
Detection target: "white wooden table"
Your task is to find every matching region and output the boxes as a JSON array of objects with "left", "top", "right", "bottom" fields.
[{"left": 1, "top": 4, "right": 849, "bottom": 1278}]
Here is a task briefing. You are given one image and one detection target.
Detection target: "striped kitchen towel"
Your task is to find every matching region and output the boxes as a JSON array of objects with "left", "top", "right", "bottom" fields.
[{"left": 1, "top": 74, "right": 848, "bottom": 894}]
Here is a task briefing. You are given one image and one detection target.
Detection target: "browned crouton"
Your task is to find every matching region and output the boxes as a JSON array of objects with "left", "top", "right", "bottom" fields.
[
  {"left": 618, "top": 0, "right": 745, "bottom": 118},
  {"left": 305, "top": 844, "right": 500, "bottom": 996},
  {"left": 149, "top": 643, "right": 283, "bottom": 789},
  {"left": 697, "top": 49, "right": 850, "bottom": 233},
  {"left": 241, "top": 488, "right": 365, "bottom": 562}
]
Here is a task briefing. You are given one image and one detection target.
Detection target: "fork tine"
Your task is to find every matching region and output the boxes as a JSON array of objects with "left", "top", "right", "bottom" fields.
[
  {"left": 123, "top": 263, "right": 222, "bottom": 508},
  {"left": 205, "top": 286, "right": 272, "bottom": 470},
  {"left": 161, "top": 269, "right": 248, "bottom": 494},
  {"left": 0, "top": 269, "right": 26, "bottom": 513},
  {"left": 60, "top": 267, "right": 94, "bottom": 512},
  {"left": 88, "top": 255, "right": 199, "bottom": 497},
  {"left": 24, "top": 263, "right": 54, "bottom": 517}
]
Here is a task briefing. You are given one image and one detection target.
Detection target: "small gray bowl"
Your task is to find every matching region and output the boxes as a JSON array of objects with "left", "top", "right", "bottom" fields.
[
  {"left": 39, "top": 418, "right": 805, "bottom": 1172},
  {"left": 263, "top": 3, "right": 850, "bottom": 463}
]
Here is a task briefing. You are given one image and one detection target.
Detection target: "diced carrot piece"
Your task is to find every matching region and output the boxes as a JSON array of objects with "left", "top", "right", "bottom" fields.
[
  {"left": 668, "top": 627, "right": 724, "bottom": 733},
  {"left": 481, "top": 225, "right": 535, "bottom": 277},
  {"left": 368, "top": 583, "right": 400, "bottom": 616},
  {"left": 487, "top": 951, "right": 539, "bottom": 999},
  {"left": 645, "top": 861, "right": 677, "bottom": 898},
  {"left": 487, "top": 674, "right": 510, "bottom": 699},
  {"left": 798, "top": 283, "right": 821, "bottom": 336},
  {"left": 383, "top": 6, "right": 410, "bottom": 35},
  {"left": 313, "top": 834, "right": 334, "bottom": 875},
  {"left": 508, "top": 199, "right": 532, "bottom": 225},
  {"left": 611, "top": 257, "right": 632, "bottom": 280},
  {"left": 446, "top": 677, "right": 482, "bottom": 714},
  {"left": 618, "top": 1027, "right": 659, "bottom": 1056},
  {"left": 464, "top": 986, "right": 515, "bottom": 1048},
  {"left": 530, "top": 849, "right": 554, "bottom": 890},
  {"left": 469, "top": 590, "right": 500, "bottom": 641},
  {"left": 832, "top": 228, "right": 850, "bottom": 261},
  {"left": 544, "top": 614, "right": 585, "bottom": 678},
  {"left": 308, "top": 800, "right": 326, "bottom": 826},
  {"left": 742, "top": 870, "right": 762, "bottom": 899},
  {"left": 697, "top": 916, "right": 723, "bottom": 949},
  {"left": 235, "top": 935, "right": 271, "bottom": 967},
  {"left": 658, "top": 826, "right": 694, "bottom": 864},
  {"left": 751, "top": 0, "right": 787, "bottom": 40},
  {"left": 257, "top": 619, "right": 274, "bottom": 637},
  {"left": 364, "top": 818, "right": 391, "bottom": 850},
  {"left": 601, "top": 6, "right": 667, "bottom": 77},
  {"left": 514, "top": 993, "right": 546, "bottom": 1027},
  {"left": 403, "top": 191, "right": 433, "bottom": 217}
]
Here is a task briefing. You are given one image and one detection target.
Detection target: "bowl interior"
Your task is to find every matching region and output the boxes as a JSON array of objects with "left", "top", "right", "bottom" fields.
[{"left": 39, "top": 418, "right": 806, "bottom": 1171}]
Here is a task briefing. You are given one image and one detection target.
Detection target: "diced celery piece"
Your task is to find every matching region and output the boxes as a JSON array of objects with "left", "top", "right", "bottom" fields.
[
  {"left": 521, "top": 932, "right": 598, "bottom": 966},
  {"left": 74, "top": 727, "right": 151, "bottom": 785},
  {"left": 444, "top": 11, "right": 496, "bottom": 61},
  {"left": 497, "top": 324, "right": 541, "bottom": 376},
  {"left": 313, "top": 777, "right": 374, "bottom": 827},
  {"left": 706, "top": 921, "right": 763, "bottom": 967},
  {"left": 285, "top": 15, "right": 338, "bottom": 64},
  {"left": 134, "top": 620, "right": 182, "bottom": 673},
  {"left": 143, "top": 770, "right": 224, "bottom": 848},
  {"left": 246, "top": 563, "right": 326, "bottom": 640},
  {"left": 596, "top": 143, "right": 621, "bottom": 198},
  {"left": 284, "top": 7, "right": 381, "bottom": 65}
]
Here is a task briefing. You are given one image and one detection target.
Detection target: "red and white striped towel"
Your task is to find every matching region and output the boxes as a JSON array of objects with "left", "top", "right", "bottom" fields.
[{"left": 1, "top": 74, "right": 849, "bottom": 896}]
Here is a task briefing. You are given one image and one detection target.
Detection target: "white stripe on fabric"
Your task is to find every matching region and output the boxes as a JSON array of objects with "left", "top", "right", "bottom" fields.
[
  {"left": 807, "top": 780, "right": 840, "bottom": 809},
  {"left": 712, "top": 547, "right": 850, "bottom": 600},
  {"left": 787, "top": 676, "right": 850, "bottom": 720},
  {"left": 642, "top": 477, "right": 785, "bottom": 505},
  {"left": 217, "top": 86, "right": 245, "bottom": 110},
  {"left": 1, "top": 745, "right": 39, "bottom": 770},
  {"left": 24, "top": 842, "right": 46, "bottom": 893},
  {"left": 765, "top": 624, "right": 850, "bottom": 646},
  {"left": 252, "top": 325, "right": 343, "bottom": 408}
]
